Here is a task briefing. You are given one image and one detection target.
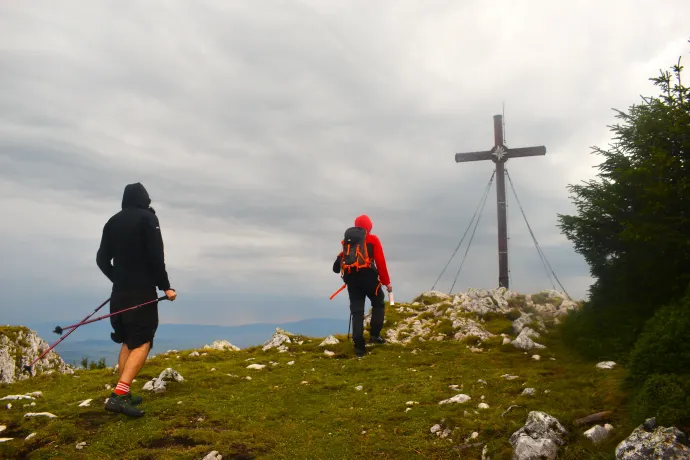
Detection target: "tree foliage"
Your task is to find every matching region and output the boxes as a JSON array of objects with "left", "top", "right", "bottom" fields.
[{"left": 558, "top": 52, "right": 690, "bottom": 312}]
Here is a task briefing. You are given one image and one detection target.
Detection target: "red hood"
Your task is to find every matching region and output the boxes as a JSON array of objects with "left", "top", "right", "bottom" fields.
[{"left": 354, "top": 214, "right": 373, "bottom": 232}]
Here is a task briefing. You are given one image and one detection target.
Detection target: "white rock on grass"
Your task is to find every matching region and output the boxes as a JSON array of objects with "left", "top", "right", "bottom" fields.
[
  {"left": 78, "top": 399, "right": 92, "bottom": 407},
  {"left": 287, "top": 361, "right": 295, "bottom": 365},
  {"left": 509, "top": 411, "right": 568, "bottom": 460},
  {"left": 142, "top": 368, "right": 184, "bottom": 393},
  {"left": 319, "top": 335, "right": 340, "bottom": 346},
  {"left": 203, "top": 451, "right": 223, "bottom": 460},
  {"left": 76, "top": 442, "right": 86, "bottom": 450},
  {"left": 203, "top": 340, "right": 240, "bottom": 352},
  {"left": 323, "top": 350, "right": 335, "bottom": 357},
  {"left": 188, "top": 351, "right": 200, "bottom": 357},
  {"left": 262, "top": 328, "right": 293, "bottom": 351},
  {"left": 406, "top": 401, "right": 419, "bottom": 406},
  {"left": 584, "top": 424, "right": 614, "bottom": 444},
  {"left": 615, "top": 418, "right": 690, "bottom": 459},
  {"left": 24, "top": 412, "right": 57, "bottom": 418},
  {"left": 532, "top": 355, "right": 541, "bottom": 361},
  {"left": 0, "top": 425, "right": 5, "bottom": 433},
  {"left": 25, "top": 433, "right": 36, "bottom": 441},
  {"left": 522, "top": 388, "right": 536, "bottom": 396},
  {"left": 478, "top": 403, "right": 490, "bottom": 409},
  {"left": 511, "top": 327, "right": 546, "bottom": 351},
  {"left": 0, "top": 438, "right": 13, "bottom": 443},
  {"left": 247, "top": 364, "right": 266, "bottom": 370},
  {"left": 355, "top": 386, "right": 363, "bottom": 391},
  {"left": 439, "top": 394, "right": 471, "bottom": 405},
  {"left": 502, "top": 374, "right": 519, "bottom": 380},
  {"left": 596, "top": 361, "right": 616, "bottom": 369}
]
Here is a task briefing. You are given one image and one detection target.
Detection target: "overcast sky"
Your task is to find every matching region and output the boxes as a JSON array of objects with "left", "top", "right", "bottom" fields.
[{"left": 1, "top": 1, "right": 688, "bottom": 327}]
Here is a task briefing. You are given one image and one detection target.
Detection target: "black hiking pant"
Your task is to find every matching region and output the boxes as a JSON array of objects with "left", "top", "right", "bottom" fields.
[{"left": 346, "top": 270, "right": 385, "bottom": 352}]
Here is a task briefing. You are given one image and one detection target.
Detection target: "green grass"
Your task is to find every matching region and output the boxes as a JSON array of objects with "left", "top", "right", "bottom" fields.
[{"left": 0, "top": 308, "right": 636, "bottom": 459}]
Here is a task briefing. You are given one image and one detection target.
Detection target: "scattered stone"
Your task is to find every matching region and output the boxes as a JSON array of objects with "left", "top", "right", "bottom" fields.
[
  {"left": 188, "top": 351, "right": 200, "bottom": 357},
  {"left": 596, "top": 361, "right": 616, "bottom": 370},
  {"left": 0, "top": 426, "right": 4, "bottom": 433},
  {"left": 300, "top": 381, "right": 308, "bottom": 385},
  {"left": 405, "top": 408, "right": 412, "bottom": 413},
  {"left": 76, "top": 442, "right": 86, "bottom": 450},
  {"left": 471, "top": 432, "right": 479, "bottom": 440},
  {"left": 478, "top": 403, "right": 490, "bottom": 409},
  {"left": 203, "top": 451, "right": 223, "bottom": 460},
  {"left": 287, "top": 361, "right": 295, "bottom": 365},
  {"left": 142, "top": 368, "right": 184, "bottom": 393},
  {"left": 24, "top": 412, "right": 57, "bottom": 418},
  {"left": 25, "top": 433, "right": 36, "bottom": 441},
  {"left": 439, "top": 394, "right": 471, "bottom": 405},
  {"left": 203, "top": 340, "right": 240, "bottom": 352},
  {"left": 247, "top": 364, "right": 266, "bottom": 370},
  {"left": 430, "top": 424, "right": 442, "bottom": 434},
  {"left": 263, "top": 328, "right": 293, "bottom": 351},
  {"left": 584, "top": 424, "right": 613, "bottom": 444},
  {"left": 323, "top": 350, "right": 335, "bottom": 357},
  {"left": 532, "top": 355, "right": 541, "bottom": 361},
  {"left": 511, "top": 327, "right": 546, "bottom": 351},
  {"left": 615, "top": 418, "right": 690, "bottom": 459},
  {"left": 502, "top": 405, "right": 522, "bottom": 417},
  {"left": 406, "top": 401, "right": 419, "bottom": 406},
  {"left": 210, "top": 368, "right": 216, "bottom": 372},
  {"left": 509, "top": 411, "right": 568, "bottom": 460},
  {"left": 105, "top": 384, "right": 112, "bottom": 390},
  {"left": 522, "top": 388, "right": 536, "bottom": 396},
  {"left": 502, "top": 374, "right": 519, "bottom": 380},
  {"left": 319, "top": 335, "right": 340, "bottom": 346},
  {"left": 355, "top": 386, "right": 363, "bottom": 391},
  {"left": 201, "top": 353, "right": 208, "bottom": 356},
  {"left": 78, "top": 399, "right": 92, "bottom": 407},
  {"left": 502, "top": 337, "right": 512, "bottom": 345},
  {"left": 477, "top": 379, "right": 487, "bottom": 385},
  {"left": 6, "top": 403, "right": 11, "bottom": 409},
  {"left": 245, "top": 376, "right": 252, "bottom": 380},
  {"left": 0, "top": 438, "right": 13, "bottom": 443}
]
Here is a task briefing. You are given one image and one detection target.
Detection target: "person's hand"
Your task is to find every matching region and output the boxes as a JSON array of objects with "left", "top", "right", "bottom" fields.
[
  {"left": 386, "top": 285, "right": 392, "bottom": 292},
  {"left": 165, "top": 289, "right": 177, "bottom": 301}
]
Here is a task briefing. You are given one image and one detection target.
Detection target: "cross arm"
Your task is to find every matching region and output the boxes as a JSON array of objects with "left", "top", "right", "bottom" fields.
[
  {"left": 505, "top": 146, "right": 546, "bottom": 159},
  {"left": 454, "top": 150, "right": 494, "bottom": 163}
]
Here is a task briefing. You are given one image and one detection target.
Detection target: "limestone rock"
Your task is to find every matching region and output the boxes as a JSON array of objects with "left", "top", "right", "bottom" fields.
[
  {"left": 0, "top": 326, "right": 73, "bottom": 384},
  {"left": 319, "top": 335, "right": 340, "bottom": 347},
  {"left": 596, "top": 361, "right": 616, "bottom": 369},
  {"left": 203, "top": 340, "right": 240, "bottom": 352},
  {"left": 263, "top": 328, "right": 293, "bottom": 351},
  {"left": 439, "top": 394, "right": 471, "bottom": 405},
  {"left": 615, "top": 418, "right": 690, "bottom": 459},
  {"left": 203, "top": 451, "right": 223, "bottom": 460},
  {"left": 509, "top": 411, "right": 568, "bottom": 460},
  {"left": 511, "top": 328, "right": 546, "bottom": 351},
  {"left": 142, "top": 367, "right": 184, "bottom": 393},
  {"left": 584, "top": 424, "right": 613, "bottom": 444}
]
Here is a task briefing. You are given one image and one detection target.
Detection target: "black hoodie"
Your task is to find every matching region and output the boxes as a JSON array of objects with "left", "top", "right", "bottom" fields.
[{"left": 96, "top": 182, "right": 171, "bottom": 292}]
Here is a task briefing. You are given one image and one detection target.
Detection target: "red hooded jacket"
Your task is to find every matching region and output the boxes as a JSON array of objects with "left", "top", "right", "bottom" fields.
[{"left": 335, "top": 214, "right": 391, "bottom": 286}]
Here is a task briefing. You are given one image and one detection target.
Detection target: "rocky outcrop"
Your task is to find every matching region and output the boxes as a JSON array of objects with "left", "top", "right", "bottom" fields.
[
  {"left": 0, "top": 326, "right": 73, "bottom": 384},
  {"left": 142, "top": 368, "right": 184, "bottom": 393},
  {"left": 509, "top": 411, "right": 569, "bottom": 460},
  {"left": 203, "top": 340, "right": 240, "bottom": 352},
  {"left": 615, "top": 418, "right": 690, "bottom": 459}
]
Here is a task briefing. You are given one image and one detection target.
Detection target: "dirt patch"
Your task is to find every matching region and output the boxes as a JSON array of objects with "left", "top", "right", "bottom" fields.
[
  {"left": 75, "top": 411, "right": 113, "bottom": 431},
  {"left": 146, "top": 435, "right": 205, "bottom": 448}
]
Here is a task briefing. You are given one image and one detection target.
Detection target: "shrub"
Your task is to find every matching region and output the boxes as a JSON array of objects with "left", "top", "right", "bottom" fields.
[
  {"left": 631, "top": 374, "right": 690, "bottom": 427},
  {"left": 627, "top": 288, "right": 690, "bottom": 385}
]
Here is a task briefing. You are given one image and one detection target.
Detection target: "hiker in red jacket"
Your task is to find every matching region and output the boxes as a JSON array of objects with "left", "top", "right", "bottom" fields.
[{"left": 333, "top": 214, "right": 392, "bottom": 357}]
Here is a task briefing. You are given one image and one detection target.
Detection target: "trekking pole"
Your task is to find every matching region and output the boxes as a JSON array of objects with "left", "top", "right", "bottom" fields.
[
  {"left": 55, "top": 296, "right": 169, "bottom": 333},
  {"left": 23, "top": 297, "right": 111, "bottom": 373},
  {"left": 347, "top": 313, "right": 352, "bottom": 342}
]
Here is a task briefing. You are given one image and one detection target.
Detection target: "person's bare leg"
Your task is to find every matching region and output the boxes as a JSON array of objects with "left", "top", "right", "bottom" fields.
[
  {"left": 119, "top": 342, "right": 151, "bottom": 384},
  {"left": 117, "top": 344, "right": 131, "bottom": 378}
]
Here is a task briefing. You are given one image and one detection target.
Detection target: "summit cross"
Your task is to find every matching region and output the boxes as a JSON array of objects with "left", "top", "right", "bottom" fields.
[{"left": 454, "top": 114, "right": 546, "bottom": 289}]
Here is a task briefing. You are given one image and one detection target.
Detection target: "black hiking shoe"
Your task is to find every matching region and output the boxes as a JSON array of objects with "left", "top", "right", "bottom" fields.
[
  {"left": 129, "top": 393, "right": 143, "bottom": 406},
  {"left": 369, "top": 336, "right": 386, "bottom": 345},
  {"left": 105, "top": 393, "right": 144, "bottom": 417},
  {"left": 355, "top": 348, "right": 366, "bottom": 358}
]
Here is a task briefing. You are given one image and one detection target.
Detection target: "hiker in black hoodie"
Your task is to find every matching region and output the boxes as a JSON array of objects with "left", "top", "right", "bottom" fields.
[{"left": 97, "top": 182, "right": 177, "bottom": 417}]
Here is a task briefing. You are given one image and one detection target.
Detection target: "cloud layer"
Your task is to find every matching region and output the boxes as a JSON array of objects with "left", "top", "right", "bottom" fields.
[{"left": 1, "top": 1, "right": 689, "bottom": 326}]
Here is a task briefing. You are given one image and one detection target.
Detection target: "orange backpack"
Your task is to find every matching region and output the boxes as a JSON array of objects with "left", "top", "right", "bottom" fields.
[{"left": 340, "top": 226, "right": 372, "bottom": 274}]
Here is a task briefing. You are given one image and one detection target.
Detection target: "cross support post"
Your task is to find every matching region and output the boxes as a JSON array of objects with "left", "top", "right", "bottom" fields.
[{"left": 454, "top": 114, "right": 546, "bottom": 289}]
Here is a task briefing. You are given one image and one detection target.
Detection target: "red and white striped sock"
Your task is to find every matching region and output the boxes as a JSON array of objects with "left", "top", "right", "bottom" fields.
[{"left": 114, "top": 380, "right": 130, "bottom": 395}]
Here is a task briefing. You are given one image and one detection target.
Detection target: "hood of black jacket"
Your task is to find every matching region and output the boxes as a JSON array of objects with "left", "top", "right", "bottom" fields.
[{"left": 121, "top": 182, "right": 151, "bottom": 209}]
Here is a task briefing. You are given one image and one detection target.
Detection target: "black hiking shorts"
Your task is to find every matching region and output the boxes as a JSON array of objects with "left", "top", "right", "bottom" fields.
[{"left": 109, "top": 287, "right": 159, "bottom": 349}]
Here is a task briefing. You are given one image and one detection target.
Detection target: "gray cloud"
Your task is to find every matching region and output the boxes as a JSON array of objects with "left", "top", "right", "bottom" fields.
[{"left": 1, "top": 1, "right": 688, "bottom": 327}]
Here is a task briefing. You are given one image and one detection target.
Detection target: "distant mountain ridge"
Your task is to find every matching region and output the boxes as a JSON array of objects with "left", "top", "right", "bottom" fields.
[{"left": 23, "top": 317, "right": 350, "bottom": 367}]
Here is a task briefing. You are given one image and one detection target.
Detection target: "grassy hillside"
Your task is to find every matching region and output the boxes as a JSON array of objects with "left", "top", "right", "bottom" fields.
[{"left": 0, "top": 292, "right": 636, "bottom": 459}]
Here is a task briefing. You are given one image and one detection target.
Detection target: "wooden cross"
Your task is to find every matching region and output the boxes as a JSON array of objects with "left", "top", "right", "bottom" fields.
[{"left": 454, "top": 114, "right": 546, "bottom": 289}]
